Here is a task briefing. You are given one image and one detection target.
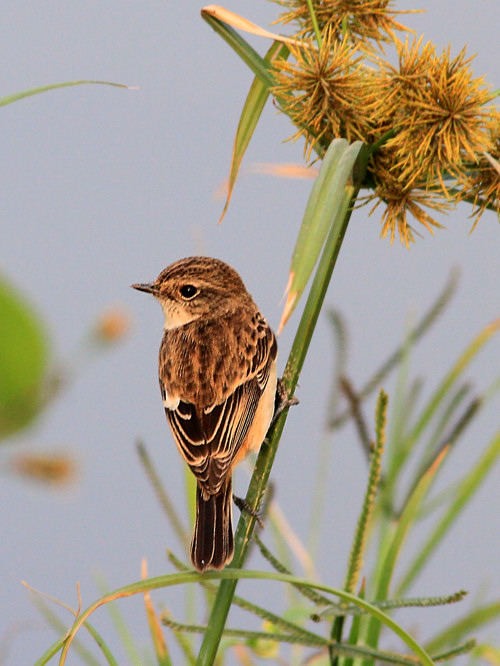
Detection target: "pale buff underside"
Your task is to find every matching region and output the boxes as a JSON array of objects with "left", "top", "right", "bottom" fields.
[{"left": 232, "top": 360, "right": 277, "bottom": 466}]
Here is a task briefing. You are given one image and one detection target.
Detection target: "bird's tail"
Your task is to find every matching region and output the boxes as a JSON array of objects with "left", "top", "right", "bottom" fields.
[{"left": 191, "top": 478, "right": 234, "bottom": 572}]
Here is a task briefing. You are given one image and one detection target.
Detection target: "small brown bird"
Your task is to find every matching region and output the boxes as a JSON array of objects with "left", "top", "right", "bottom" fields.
[{"left": 132, "top": 257, "right": 277, "bottom": 571}]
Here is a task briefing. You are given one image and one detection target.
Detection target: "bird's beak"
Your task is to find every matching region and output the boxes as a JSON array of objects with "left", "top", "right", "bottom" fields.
[{"left": 131, "top": 282, "right": 159, "bottom": 295}]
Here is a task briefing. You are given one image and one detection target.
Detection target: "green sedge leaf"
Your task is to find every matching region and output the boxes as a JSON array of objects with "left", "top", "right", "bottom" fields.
[
  {"left": 279, "top": 140, "right": 367, "bottom": 332},
  {"left": 219, "top": 40, "right": 289, "bottom": 223},
  {"left": 38, "top": 569, "right": 434, "bottom": 666},
  {"left": 402, "top": 317, "right": 500, "bottom": 456},
  {"left": 0, "top": 80, "right": 134, "bottom": 108},
  {"left": 201, "top": 11, "right": 275, "bottom": 89},
  {"left": 398, "top": 426, "right": 500, "bottom": 596},
  {"left": 366, "top": 448, "right": 448, "bottom": 650}
]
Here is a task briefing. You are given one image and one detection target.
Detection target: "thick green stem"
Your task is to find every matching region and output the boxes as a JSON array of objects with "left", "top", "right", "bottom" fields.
[{"left": 196, "top": 185, "right": 361, "bottom": 665}]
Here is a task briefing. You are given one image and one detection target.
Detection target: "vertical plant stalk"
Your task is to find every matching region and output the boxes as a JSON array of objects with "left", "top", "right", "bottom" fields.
[
  {"left": 306, "top": 0, "right": 323, "bottom": 48},
  {"left": 345, "top": 391, "right": 387, "bottom": 595},
  {"left": 196, "top": 178, "right": 365, "bottom": 665},
  {"left": 330, "top": 391, "right": 387, "bottom": 664}
]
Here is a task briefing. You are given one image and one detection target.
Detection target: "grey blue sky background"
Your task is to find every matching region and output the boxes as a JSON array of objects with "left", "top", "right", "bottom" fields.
[{"left": 1, "top": 2, "right": 499, "bottom": 663}]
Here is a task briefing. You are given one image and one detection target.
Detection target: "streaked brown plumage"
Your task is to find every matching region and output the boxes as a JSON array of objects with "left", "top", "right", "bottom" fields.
[{"left": 132, "top": 257, "right": 277, "bottom": 571}]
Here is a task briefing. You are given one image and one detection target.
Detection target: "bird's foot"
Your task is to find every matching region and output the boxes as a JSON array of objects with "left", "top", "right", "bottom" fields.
[
  {"left": 272, "top": 378, "right": 299, "bottom": 426},
  {"left": 233, "top": 494, "right": 264, "bottom": 529}
]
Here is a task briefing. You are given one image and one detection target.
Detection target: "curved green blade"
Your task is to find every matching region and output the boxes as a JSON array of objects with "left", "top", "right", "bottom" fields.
[
  {"left": 279, "top": 139, "right": 367, "bottom": 331},
  {"left": 201, "top": 11, "right": 276, "bottom": 89},
  {"left": 0, "top": 80, "right": 133, "bottom": 108},
  {"left": 219, "top": 39, "right": 289, "bottom": 223}
]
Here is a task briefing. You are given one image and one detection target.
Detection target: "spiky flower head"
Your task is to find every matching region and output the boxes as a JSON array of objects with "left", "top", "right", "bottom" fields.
[
  {"left": 362, "top": 37, "right": 499, "bottom": 243},
  {"left": 366, "top": 147, "right": 451, "bottom": 245},
  {"left": 272, "top": 30, "right": 379, "bottom": 157},
  {"left": 458, "top": 124, "right": 500, "bottom": 226},
  {"left": 375, "top": 39, "right": 498, "bottom": 190},
  {"left": 268, "top": 2, "right": 499, "bottom": 243},
  {"left": 273, "top": 0, "right": 414, "bottom": 46}
]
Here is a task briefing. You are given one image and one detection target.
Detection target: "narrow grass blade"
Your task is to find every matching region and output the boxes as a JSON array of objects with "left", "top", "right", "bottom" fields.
[
  {"left": 305, "top": 0, "right": 323, "bottom": 47},
  {"left": 432, "top": 639, "right": 476, "bottom": 662},
  {"left": 279, "top": 140, "right": 367, "bottom": 332},
  {"left": 332, "top": 393, "right": 387, "bottom": 661},
  {"left": 343, "top": 582, "right": 365, "bottom": 666},
  {"left": 0, "top": 275, "right": 48, "bottom": 439},
  {"left": 266, "top": 502, "right": 296, "bottom": 584},
  {"left": 424, "top": 599, "right": 500, "bottom": 654},
  {"left": 94, "top": 572, "right": 143, "bottom": 666},
  {"left": 30, "top": 596, "right": 103, "bottom": 666},
  {"left": 162, "top": 616, "right": 329, "bottom": 648},
  {"left": 399, "top": 318, "right": 500, "bottom": 467},
  {"left": 136, "top": 441, "right": 190, "bottom": 549},
  {"left": 38, "top": 570, "right": 433, "bottom": 666},
  {"left": 329, "top": 270, "right": 460, "bottom": 430},
  {"left": 331, "top": 642, "right": 429, "bottom": 665},
  {"left": 0, "top": 80, "right": 133, "bottom": 108},
  {"left": 400, "top": 397, "right": 481, "bottom": 515},
  {"left": 397, "top": 427, "right": 500, "bottom": 595},
  {"left": 201, "top": 6, "right": 301, "bottom": 47},
  {"left": 201, "top": 10, "right": 275, "bottom": 88},
  {"left": 168, "top": 550, "right": 321, "bottom": 647},
  {"left": 345, "top": 391, "right": 388, "bottom": 595},
  {"left": 142, "top": 560, "right": 172, "bottom": 666},
  {"left": 384, "top": 323, "right": 416, "bottom": 493},
  {"left": 255, "top": 534, "right": 331, "bottom": 607},
  {"left": 24, "top": 583, "right": 118, "bottom": 666},
  {"left": 316, "top": 590, "right": 467, "bottom": 619},
  {"left": 366, "top": 447, "right": 449, "bottom": 651},
  {"left": 421, "top": 383, "right": 472, "bottom": 460},
  {"left": 268, "top": 500, "right": 317, "bottom": 580},
  {"left": 338, "top": 377, "right": 372, "bottom": 458},
  {"left": 219, "top": 40, "right": 289, "bottom": 223},
  {"left": 161, "top": 608, "right": 197, "bottom": 665}
]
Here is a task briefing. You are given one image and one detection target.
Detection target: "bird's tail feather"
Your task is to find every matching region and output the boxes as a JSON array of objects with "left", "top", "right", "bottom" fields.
[{"left": 191, "top": 479, "right": 233, "bottom": 572}]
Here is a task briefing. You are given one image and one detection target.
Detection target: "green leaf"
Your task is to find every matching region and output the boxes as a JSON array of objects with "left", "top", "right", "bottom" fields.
[
  {"left": 136, "top": 441, "right": 190, "bottom": 549},
  {"left": 0, "top": 275, "right": 49, "bottom": 438},
  {"left": 425, "top": 599, "right": 500, "bottom": 654},
  {"left": 37, "top": 569, "right": 434, "bottom": 666},
  {"left": 344, "top": 390, "right": 387, "bottom": 595},
  {"left": 0, "top": 80, "right": 133, "bottom": 108},
  {"left": 279, "top": 140, "right": 367, "bottom": 332},
  {"left": 329, "top": 269, "right": 459, "bottom": 430},
  {"left": 201, "top": 12, "right": 275, "bottom": 89},
  {"left": 219, "top": 40, "right": 289, "bottom": 223},
  {"left": 94, "top": 572, "right": 144, "bottom": 666},
  {"left": 396, "top": 317, "right": 500, "bottom": 472},
  {"left": 365, "top": 447, "right": 449, "bottom": 653},
  {"left": 397, "top": 426, "right": 500, "bottom": 596},
  {"left": 30, "top": 595, "right": 104, "bottom": 666}
]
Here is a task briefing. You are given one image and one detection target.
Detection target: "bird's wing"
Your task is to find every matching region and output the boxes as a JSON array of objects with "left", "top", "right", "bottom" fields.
[{"left": 165, "top": 325, "right": 277, "bottom": 496}]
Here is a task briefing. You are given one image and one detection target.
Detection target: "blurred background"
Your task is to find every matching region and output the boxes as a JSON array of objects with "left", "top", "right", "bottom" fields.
[{"left": 1, "top": 1, "right": 499, "bottom": 663}]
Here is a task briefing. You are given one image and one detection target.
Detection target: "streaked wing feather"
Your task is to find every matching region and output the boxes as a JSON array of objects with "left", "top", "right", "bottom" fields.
[{"left": 166, "top": 378, "right": 262, "bottom": 493}]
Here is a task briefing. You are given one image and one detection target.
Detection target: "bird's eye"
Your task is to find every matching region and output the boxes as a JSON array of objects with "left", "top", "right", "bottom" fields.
[{"left": 180, "top": 284, "right": 199, "bottom": 300}]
